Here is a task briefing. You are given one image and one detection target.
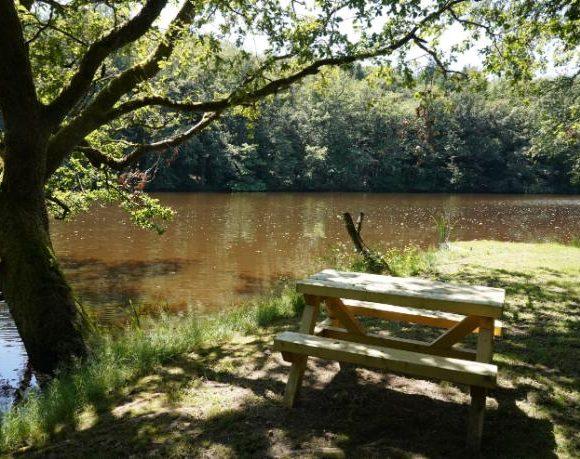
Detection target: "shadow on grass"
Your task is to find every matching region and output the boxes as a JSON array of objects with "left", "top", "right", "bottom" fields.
[{"left": 19, "top": 331, "right": 558, "bottom": 458}]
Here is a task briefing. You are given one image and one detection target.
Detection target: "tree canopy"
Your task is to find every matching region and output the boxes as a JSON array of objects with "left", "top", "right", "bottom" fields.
[
  {"left": 132, "top": 67, "right": 579, "bottom": 195},
  {"left": 3, "top": 0, "right": 578, "bottom": 229}
]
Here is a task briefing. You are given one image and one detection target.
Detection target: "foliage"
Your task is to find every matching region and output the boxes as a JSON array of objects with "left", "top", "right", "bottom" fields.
[
  {"left": 325, "top": 242, "right": 434, "bottom": 277},
  {"left": 433, "top": 211, "right": 454, "bottom": 248},
  {"left": 3, "top": 0, "right": 575, "bottom": 226},
  {"left": 141, "top": 69, "right": 580, "bottom": 194}
]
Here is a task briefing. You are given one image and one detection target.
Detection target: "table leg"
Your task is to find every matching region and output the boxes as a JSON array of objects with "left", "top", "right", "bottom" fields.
[
  {"left": 283, "top": 295, "right": 320, "bottom": 407},
  {"left": 467, "top": 317, "right": 495, "bottom": 451}
]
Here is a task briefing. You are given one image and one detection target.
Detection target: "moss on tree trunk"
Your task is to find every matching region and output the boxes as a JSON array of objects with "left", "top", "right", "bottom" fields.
[{"left": 0, "top": 187, "right": 87, "bottom": 376}]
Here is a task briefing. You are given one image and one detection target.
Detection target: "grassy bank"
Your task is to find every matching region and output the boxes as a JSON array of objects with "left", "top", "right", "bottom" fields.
[
  {"left": 0, "top": 289, "right": 305, "bottom": 453},
  {"left": 1, "top": 241, "right": 579, "bottom": 457}
]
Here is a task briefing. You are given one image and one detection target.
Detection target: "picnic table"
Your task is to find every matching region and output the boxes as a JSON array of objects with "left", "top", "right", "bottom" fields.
[{"left": 274, "top": 269, "right": 505, "bottom": 451}]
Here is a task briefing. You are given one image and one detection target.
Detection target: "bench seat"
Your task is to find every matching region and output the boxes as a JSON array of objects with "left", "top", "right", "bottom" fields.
[
  {"left": 274, "top": 331, "right": 497, "bottom": 389},
  {"left": 341, "top": 299, "right": 503, "bottom": 336}
]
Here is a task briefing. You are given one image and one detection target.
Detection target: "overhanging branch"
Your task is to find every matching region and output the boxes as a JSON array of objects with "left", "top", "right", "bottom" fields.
[
  {"left": 46, "top": 0, "right": 466, "bottom": 178},
  {"left": 79, "top": 111, "right": 220, "bottom": 171},
  {"left": 105, "top": 1, "right": 468, "bottom": 123},
  {"left": 413, "top": 37, "right": 468, "bottom": 77},
  {"left": 45, "top": 0, "right": 198, "bottom": 177}
]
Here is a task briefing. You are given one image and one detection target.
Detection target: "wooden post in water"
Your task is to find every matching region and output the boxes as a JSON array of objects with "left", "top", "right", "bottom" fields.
[{"left": 342, "top": 212, "right": 388, "bottom": 273}]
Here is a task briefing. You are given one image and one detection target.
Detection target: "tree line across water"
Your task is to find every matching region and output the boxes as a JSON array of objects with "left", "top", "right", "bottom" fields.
[{"left": 141, "top": 68, "right": 579, "bottom": 194}]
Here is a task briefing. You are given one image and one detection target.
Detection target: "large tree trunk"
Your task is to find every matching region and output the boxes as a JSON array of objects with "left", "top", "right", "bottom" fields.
[
  {"left": 0, "top": 126, "right": 87, "bottom": 376},
  {"left": 0, "top": 0, "right": 86, "bottom": 376},
  {"left": 0, "top": 189, "right": 87, "bottom": 376}
]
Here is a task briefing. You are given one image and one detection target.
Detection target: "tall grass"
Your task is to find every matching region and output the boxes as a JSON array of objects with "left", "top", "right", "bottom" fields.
[
  {"left": 0, "top": 288, "right": 304, "bottom": 453},
  {"left": 433, "top": 212, "right": 454, "bottom": 249},
  {"left": 568, "top": 236, "right": 580, "bottom": 248},
  {"left": 325, "top": 243, "right": 433, "bottom": 277}
]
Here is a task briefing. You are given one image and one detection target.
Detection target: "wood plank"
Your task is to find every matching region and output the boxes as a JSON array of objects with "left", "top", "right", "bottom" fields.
[
  {"left": 284, "top": 357, "right": 307, "bottom": 407},
  {"left": 324, "top": 297, "right": 366, "bottom": 335},
  {"left": 342, "top": 299, "right": 503, "bottom": 336},
  {"left": 297, "top": 270, "right": 505, "bottom": 319},
  {"left": 274, "top": 331, "right": 497, "bottom": 388},
  {"left": 314, "top": 317, "right": 335, "bottom": 335},
  {"left": 324, "top": 302, "right": 341, "bottom": 328},
  {"left": 430, "top": 316, "right": 481, "bottom": 349},
  {"left": 476, "top": 317, "right": 495, "bottom": 363},
  {"left": 283, "top": 300, "right": 320, "bottom": 407},
  {"left": 318, "top": 325, "right": 476, "bottom": 360},
  {"left": 467, "top": 386, "right": 487, "bottom": 451},
  {"left": 466, "top": 317, "right": 495, "bottom": 450},
  {"left": 300, "top": 296, "right": 321, "bottom": 334}
]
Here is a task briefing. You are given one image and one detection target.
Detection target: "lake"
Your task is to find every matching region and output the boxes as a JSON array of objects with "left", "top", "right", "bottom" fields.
[{"left": 2, "top": 192, "right": 580, "bottom": 408}]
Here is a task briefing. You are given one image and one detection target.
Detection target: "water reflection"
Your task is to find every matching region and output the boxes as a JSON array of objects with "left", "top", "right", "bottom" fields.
[
  {"left": 49, "top": 192, "right": 580, "bottom": 319},
  {"left": 0, "top": 302, "right": 31, "bottom": 412}
]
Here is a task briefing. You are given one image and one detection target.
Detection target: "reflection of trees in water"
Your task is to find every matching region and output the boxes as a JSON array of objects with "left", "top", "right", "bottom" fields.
[{"left": 61, "top": 257, "right": 202, "bottom": 319}]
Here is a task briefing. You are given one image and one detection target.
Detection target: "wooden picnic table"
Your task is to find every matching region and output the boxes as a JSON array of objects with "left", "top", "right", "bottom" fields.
[{"left": 274, "top": 269, "right": 505, "bottom": 451}]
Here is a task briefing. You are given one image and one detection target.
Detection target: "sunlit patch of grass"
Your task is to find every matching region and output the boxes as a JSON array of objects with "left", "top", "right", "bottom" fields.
[
  {"left": 382, "top": 246, "right": 435, "bottom": 277},
  {"left": 433, "top": 240, "right": 580, "bottom": 457},
  {"left": 0, "top": 286, "right": 304, "bottom": 453}
]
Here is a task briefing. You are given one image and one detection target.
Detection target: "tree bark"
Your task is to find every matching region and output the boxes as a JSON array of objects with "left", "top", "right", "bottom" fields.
[
  {"left": 343, "top": 212, "right": 370, "bottom": 257},
  {"left": 0, "top": 187, "right": 87, "bottom": 376},
  {"left": 342, "top": 212, "right": 389, "bottom": 274},
  {"left": 0, "top": 0, "right": 87, "bottom": 375}
]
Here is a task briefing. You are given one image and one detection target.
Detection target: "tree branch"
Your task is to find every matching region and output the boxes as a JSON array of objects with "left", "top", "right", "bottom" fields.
[
  {"left": 45, "top": 0, "right": 198, "bottom": 177},
  {"left": 80, "top": 111, "right": 220, "bottom": 171},
  {"left": 0, "top": 0, "right": 40, "bottom": 132},
  {"left": 413, "top": 37, "right": 467, "bottom": 77},
  {"left": 448, "top": 7, "right": 496, "bottom": 35},
  {"left": 45, "top": 0, "right": 168, "bottom": 126},
  {"left": 46, "top": 0, "right": 465, "bottom": 178},
  {"left": 46, "top": 194, "right": 71, "bottom": 219},
  {"left": 104, "top": 0, "right": 468, "bottom": 123}
]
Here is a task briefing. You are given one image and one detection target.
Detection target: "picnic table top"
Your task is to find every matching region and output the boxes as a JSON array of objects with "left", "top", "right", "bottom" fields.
[{"left": 296, "top": 269, "right": 505, "bottom": 319}]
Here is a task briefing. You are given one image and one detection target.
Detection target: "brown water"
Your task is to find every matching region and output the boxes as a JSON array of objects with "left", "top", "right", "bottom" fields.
[{"left": 1, "top": 192, "right": 580, "bottom": 407}]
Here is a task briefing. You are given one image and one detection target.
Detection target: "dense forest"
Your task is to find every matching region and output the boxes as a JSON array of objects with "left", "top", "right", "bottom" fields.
[{"left": 139, "top": 68, "right": 579, "bottom": 194}]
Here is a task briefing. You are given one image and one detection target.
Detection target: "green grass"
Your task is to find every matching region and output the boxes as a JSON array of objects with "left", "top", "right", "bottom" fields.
[
  {"left": 0, "top": 287, "right": 305, "bottom": 453},
  {"left": 433, "top": 241, "right": 580, "bottom": 457},
  {"left": 433, "top": 212, "right": 454, "bottom": 247},
  {"left": 325, "top": 242, "right": 435, "bottom": 277}
]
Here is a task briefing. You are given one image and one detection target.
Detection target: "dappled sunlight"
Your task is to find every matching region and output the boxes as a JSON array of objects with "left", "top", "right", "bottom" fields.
[
  {"left": 433, "top": 241, "right": 579, "bottom": 456},
  {"left": 20, "top": 316, "right": 559, "bottom": 458}
]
